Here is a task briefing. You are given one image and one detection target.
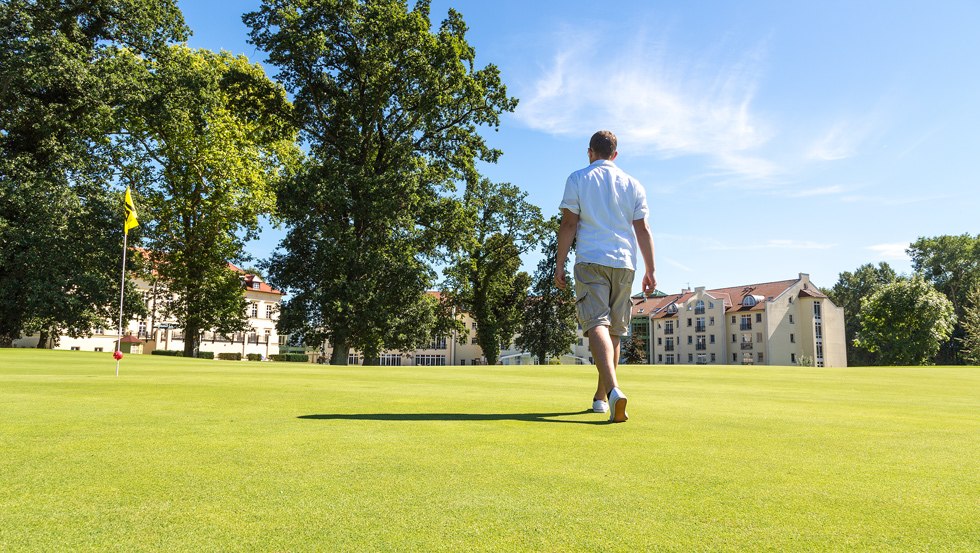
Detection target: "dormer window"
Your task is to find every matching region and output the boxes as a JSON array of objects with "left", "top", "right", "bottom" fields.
[
  {"left": 253, "top": 282, "right": 260, "bottom": 290},
  {"left": 742, "top": 296, "right": 757, "bottom": 307},
  {"left": 666, "top": 303, "right": 678, "bottom": 314},
  {"left": 695, "top": 300, "right": 705, "bottom": 314}
]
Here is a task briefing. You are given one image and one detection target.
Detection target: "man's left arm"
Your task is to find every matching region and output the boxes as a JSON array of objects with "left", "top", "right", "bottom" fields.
[{"left": 633, "top": 217, "right": 656, "bottom": 294}]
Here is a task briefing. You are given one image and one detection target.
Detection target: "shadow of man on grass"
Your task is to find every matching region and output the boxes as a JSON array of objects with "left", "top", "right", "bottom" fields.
[{"left": 298, "top": 410, "right": 607, "bottom": 425}]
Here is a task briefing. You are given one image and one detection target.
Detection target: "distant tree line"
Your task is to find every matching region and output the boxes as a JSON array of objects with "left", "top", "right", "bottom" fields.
[
  {"left": 0, "top": 0, "right": 579, "bottom": 363},
  {"left": 827, "top": 234, "right": 980, "bottom": 366}
]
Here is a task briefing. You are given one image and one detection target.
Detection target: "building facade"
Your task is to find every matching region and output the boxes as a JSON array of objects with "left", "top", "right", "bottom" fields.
[
  {"left": 15, "top": 265, "right": 284, "bottom": 358},
  {"left": 632, "top": 273, "right": 847, "bottom": 367}
]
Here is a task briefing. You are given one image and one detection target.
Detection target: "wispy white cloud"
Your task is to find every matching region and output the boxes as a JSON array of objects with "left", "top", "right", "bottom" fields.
[
  {"left": 663, "top": 256, "right": 694, "bottom": 272},
  {"left": 515, "top": 26, "right": 775, "bottom": 178},
  {"left": 867, "top": 242, "right": 910, "bottom": 261},
  {"left": 785, "top": 185, "right": 846, "bottom": 198}
]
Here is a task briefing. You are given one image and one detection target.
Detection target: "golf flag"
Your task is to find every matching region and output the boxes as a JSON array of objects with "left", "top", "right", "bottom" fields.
[{"left": 124, "top": 187, "right": 139, "bottom": 235}]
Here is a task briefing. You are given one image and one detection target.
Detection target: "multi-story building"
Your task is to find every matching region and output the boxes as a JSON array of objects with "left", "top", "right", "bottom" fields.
[
  {"left": 631, "top": 273, "right": 846, "bottom": 367},
  {"left": 15, "top": 264, "right": 284, "bottom": 358}
]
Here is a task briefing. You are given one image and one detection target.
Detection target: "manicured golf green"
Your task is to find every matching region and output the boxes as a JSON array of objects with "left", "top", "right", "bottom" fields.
[{"left": 1, "top": 350, "right": 977, "bottom": 551}]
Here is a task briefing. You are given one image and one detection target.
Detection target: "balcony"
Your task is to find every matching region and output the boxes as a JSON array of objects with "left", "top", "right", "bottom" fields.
[
  {"left": 695, "top": 344, "right": 706, "bottom": 351},
  {"left": 664, "top": 345, "right": 675, "bottom": 352},
  {"left": 664, "top": 328, "right": 674, "bottom": 335},
  {"left": 695, "top": 324, "right": 706, "bottom": 333},
  {"left": 695, "top": 307, "right": 705, "bottom": 315},
  {"left": 740, "top": 342, "right": 753, "bottom": 350},
  {"left": 740, "top": 323, "right": 752, "bottom": 331}
]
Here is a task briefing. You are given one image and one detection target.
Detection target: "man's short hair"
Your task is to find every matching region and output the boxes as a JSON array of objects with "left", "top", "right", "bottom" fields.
[{"left": 589, "top": 130, "right": 617, "bottom": 159}]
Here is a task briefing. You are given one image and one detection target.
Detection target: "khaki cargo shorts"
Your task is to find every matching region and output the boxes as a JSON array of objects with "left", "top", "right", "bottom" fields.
[{"left": 574, "top": 262, "right": 634, "bottom": 336}]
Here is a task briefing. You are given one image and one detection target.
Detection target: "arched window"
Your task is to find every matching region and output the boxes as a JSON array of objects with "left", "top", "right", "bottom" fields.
[{"left": 695, "top": 300, "right": 705, "bottom": 314}]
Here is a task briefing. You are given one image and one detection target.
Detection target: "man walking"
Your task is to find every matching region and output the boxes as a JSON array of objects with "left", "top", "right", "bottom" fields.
[{"left": 555, "top": 130, "right": 656, "bottom": 423}]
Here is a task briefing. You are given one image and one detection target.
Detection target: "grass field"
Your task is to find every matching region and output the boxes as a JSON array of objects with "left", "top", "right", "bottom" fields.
[{"left": 1, "top": 350, "right": 978, "bottom": 551}]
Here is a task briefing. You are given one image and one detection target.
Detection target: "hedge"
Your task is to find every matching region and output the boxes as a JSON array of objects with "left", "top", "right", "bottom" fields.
[
  {"left": 197, "top": 351, "right": 214, "bottom": 360},
  {"left": 217, "top": 353, "right": 242, "bottom": 361},
  {"left": 269, "top": 353, "right": 309, "bottom": 362},
  {"left": 246, "top": 353, "right": 263, "bottom": 362},
  {"left": 151, "top": 350, "right": 183, "bottom": 357}
]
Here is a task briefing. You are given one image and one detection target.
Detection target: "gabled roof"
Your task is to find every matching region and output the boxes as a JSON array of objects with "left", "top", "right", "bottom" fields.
[
  {"left": 634, "top": 278, "right": 803, "bottom": 319},
  {"left": 229, "top": 263, "right": 283, "bottom": 296}
]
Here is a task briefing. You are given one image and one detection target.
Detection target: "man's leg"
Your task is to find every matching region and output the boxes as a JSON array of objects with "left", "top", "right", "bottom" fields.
[
  {"left": 588, "top": 325, "right": 618, "bottom": 396},
  {"left": 594, "top": 334, "right": 622, "bottom": 401}
]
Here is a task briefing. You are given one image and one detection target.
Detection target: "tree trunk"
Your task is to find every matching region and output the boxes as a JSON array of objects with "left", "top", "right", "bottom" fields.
[
  {"left": 538, "top": 352, "right": 546, "bottom": 365},
  {"left": 330, "top": 336, "right": 350, "bottom": 365},
  {"left": 183, "top": 324, "right": 198, "bottom": 358},
  {"left": 37, "top": 329, "right": 49, "bottom": 349}
]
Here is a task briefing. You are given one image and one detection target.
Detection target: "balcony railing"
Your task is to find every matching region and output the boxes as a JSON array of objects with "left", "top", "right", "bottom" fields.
[
  {"left": 740, "top": 323, "right": 752, "bottom": 331},
  {"left": 695, "top": 344, "right": 706, "bottom": 351},
  {"left": 740, "top": 342, "right": 753, "bottom": 350},
  {"left": 695, "top": 307, "right": 705, "bottom": 315},
  {"left": 695, "top": 324, "right": 706, "bottom": 333},
  {"left": 664, "top": 328, "right": 674, "bottom": 335},
  {"left": 664, "top": 345, "right": 675, "bottom": 352}
]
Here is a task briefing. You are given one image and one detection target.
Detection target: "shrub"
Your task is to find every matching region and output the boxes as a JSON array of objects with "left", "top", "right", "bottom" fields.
[
  {"left": 197, "top": 351, "right": 215, "bottom": 360},
  {"left": 270, "top": 353, "right": 309, "bottom": 362},
  {"left": 151, "top": 350, "right": 183, "bottom": 357},
  {"left": 246, "top": 353, "right": 263, "bottom": 362},
  {"left": 218, "top": 353, "right": 243, "bottom": 361}
]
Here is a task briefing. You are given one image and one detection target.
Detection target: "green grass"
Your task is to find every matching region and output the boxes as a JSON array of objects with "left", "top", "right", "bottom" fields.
[{"left": 1, "top": 350, "right": 978, "bottom": 552}]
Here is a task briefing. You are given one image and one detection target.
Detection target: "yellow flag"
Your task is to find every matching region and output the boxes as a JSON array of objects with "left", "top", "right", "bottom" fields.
[{"left": 124, "top": 187, "right": 139, "bottom": 235}]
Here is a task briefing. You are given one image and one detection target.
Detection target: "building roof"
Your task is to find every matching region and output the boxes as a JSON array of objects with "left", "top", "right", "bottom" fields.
[
  {"left": 230, "top": 263, "right": 283, "bottom": 296},
  {"left": 636, "top": 277, "right": 805, "bottom": 319}
]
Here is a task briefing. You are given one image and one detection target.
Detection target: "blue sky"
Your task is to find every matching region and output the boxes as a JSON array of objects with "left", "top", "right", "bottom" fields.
[{"left": 178, "top": 0, "right": 980, "bottom": 294}]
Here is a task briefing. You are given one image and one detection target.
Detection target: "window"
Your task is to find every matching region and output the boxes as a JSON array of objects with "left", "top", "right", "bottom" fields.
[
  {"left": 460, "top": 359, "right": 466, "bottom": 365},
  {"left": 253, "top": 282, "right": 260, "bottom": 290},
  {"left": 696, "top": 317, "right": 706, "bottom": 332},
  {"left": 814, "top": 301, "right": 822, "bottom": 319},
  {"left": 710, "top": 334, "right": 716, "bottom": 344},
  {"left": 791, "top": 353, "right": 797, "bottom": 364},
  {"left": 740, "top": 315, "right": 752, "bottom": 331},
  {"left": 94, "top": 347, "right": 103, "bottom": 352},
  {"left": 695, "top": 300, "right": 705, "bottom": 314},
  {"left": 665, "top": 354, "right": 674, "bottom": 365},
  {"left": 657, "top": 337, "right": 662, "bottom": 346},
  {"left": 815, "top": 322, "right": 823, "bottom": 340},
  {"left": 731, "top": 316, "right": 736, "bottom": 324},
  {"left": 472, "top": 335, "right": 479, "bottom": 345},
  {"left": 790, "top": 333, "right": 795, "bottom": 343},
  {"left": 415, "top": 354, "right": 446, "bottom": 366},
  {"left": 816, "top": 343, "right": 824, "bottom": 359},
  {"left": 250, "top": 303, "right": 258, "bottom": 318},
  {"left": 709, "top": 302, "right": 715, "bottom": 309},
  {"left": 687, "top": 335, "right": 693, "bottom": 345},
  {"left": 687, "top": 318, "right": 692, "bottom": 327},
  {"left": 756, "top": 313, "right": 762, "bottom": 323},
  {"left": 757, "top": 352, "right": 764, "bottom": 362},
  {"left": 347, "top": 354, "right": 361, "bottom": 365},
  {"left": 696, "top": 336, "right": 706, "bottom": 350},
  {"left": 266, "top": 305, "right": 273, "bottom": 319},
  {"left": 709, "top": 316, "right": 715, "bottom": 326},
  {"left": 732, "top": 334, "right": 736, "bottom": 343},
  {"left": 94, "top": 327, "right": 104, "bottom": 335},
  {"left": 710, "top": 353, "right": 716, "bottom": 362},
  {"left": 138, "top": 321, "right": 147, "bottom": 336},
  {"left": 789, "top": 314, "right": 795, "bottom": 324},
  {"left": 687, "top": 353, "right": 694, "bottom": 363},
  {"left": 577, "top": 338, "right": 583, "bottom": 346},
  {"left": 71, "top": 346, "right": 80, "bottom": 351},
  {"left": 732, "top": 353, "right": 737, "bottom": 362},
  {"left": 380, "top": 354, "right": 402, "bottom": 366},
  {"left": 658, "top": 354, "right": 663, "bottom": 362},
  {"left": 428, "top": 337, "right": 447, "bottom": 350},
  {"left": 756, "top": 332, "right": 763, "bottom": 343},
  {"left": 665, "top": 337, "right": 674, "bottom": 352},
  {"left": 664, "top": 321, "right": 674, "bottom": 335}
]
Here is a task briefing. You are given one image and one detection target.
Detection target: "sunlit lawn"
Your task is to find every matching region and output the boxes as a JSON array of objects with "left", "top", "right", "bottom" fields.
[{"left": 1, "top": 349, "right": 977, "bottom": 551}]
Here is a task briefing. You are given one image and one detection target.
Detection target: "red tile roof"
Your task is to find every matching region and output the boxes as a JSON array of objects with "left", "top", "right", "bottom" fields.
[{"left": 634, "top": 278, "right": 802, "bottom": 318}]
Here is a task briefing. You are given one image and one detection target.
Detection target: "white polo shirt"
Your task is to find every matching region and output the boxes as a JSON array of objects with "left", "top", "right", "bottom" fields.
[{"left": 559, "top": 159, "right": 649, "bottom": 271}]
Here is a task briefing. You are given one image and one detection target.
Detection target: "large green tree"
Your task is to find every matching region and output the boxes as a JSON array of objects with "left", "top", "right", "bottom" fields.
[
  {"left": 958, "top": 285, "right": 980, "bottom": 365},
  {"left": 443, "top": 179, "right": 544, "bottom": 365},
  {"left": 854, "top": 277, "right": 956, "bottom": 366},
  {"left": 908, "top": 234, "right": 980, "bottom": 363},
  {"left": 516, "top": 217, "right": 577, "bottom": 365},
  {"left": 245, "top": 0, "right": 517, "bottom": 364},
  {"left": 120, "top": 45, "right": 298, "bottom": 356},
  {"left": 828, "top": 262, "right": 898, "bottom": 366},
  {"left": 0, "top": 0, "right": 185, "bottom": 346}
]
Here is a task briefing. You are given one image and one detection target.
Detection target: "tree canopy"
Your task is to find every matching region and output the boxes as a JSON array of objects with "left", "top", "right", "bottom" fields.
[
  {"left": 828, "top": 262, "right": 898, "bottom": 366},
  {"left": 854, "top": 277, "right": 956, "bottom": 366},
  {"left": 120, "top": 45, "right": 299, "bottom": 356},
  {"left": 0, "top": 0, "right": 186, "bottom": 346},
  {"left": 245, "top": 0, "right": 518, "bottom": 363}
]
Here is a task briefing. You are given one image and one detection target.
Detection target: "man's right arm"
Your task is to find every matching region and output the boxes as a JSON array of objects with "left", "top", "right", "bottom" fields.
[
  {"left": 555, "top": 208, "right": 579, "bottom": 290},
  {"left": 633, "top": 217, "right": 657, "bottom": 294}
]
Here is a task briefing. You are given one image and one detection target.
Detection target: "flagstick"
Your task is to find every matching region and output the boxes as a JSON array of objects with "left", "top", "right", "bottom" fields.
[{"left": 115, "top": 231, "right": 128, "bottom": 377}]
